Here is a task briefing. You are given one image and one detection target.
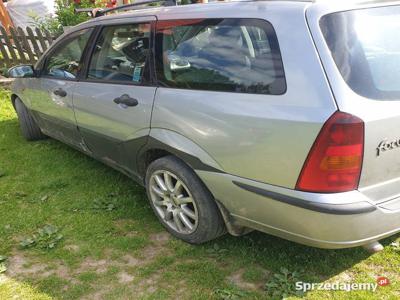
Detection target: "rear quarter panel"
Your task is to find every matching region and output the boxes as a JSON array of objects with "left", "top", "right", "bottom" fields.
[{"left": 151, "top": 2, "right": 337, "bottom": 188}]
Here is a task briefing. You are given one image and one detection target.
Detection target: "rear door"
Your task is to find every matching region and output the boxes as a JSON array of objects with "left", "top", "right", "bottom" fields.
[
  {"left": 73, "top": 17, "right": 156, "bottom": 175},
  {"left": 33, "top": 28, "right": 94, "bottom": 148}
]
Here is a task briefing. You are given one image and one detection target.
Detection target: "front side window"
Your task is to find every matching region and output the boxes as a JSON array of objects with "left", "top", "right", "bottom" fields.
[
  {"left": 87, "top": 23, "right": 151, "bottom": 83},
  {"left": 43, "top": 28, "right": 93, "bottom": 79},
  {"left": 321, "top": 6, "right": 400, "bottom": 100},
  {"left": 155, "top": 19, "right": 286, "bottom": 95}
]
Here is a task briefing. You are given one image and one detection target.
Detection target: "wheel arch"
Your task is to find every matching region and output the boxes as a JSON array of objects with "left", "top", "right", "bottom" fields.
[
  {"left": 138, "top": 147, "right": 173, "bottom": 182},
  {"left": 137, "top": 129, "right": 224, "bottom": 180}
]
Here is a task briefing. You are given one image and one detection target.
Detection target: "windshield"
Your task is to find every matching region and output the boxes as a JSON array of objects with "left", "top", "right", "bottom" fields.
[{"left": 320, "top": 6, "right": 400, "bottom": 100}]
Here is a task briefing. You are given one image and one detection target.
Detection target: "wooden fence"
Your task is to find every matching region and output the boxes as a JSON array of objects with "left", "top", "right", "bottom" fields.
[{"left": 0, "top": 26, "right": 55, "bottom": 69}]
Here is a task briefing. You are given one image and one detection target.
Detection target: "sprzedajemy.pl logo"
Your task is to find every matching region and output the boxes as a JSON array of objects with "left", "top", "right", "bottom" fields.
[{"left": 296, "top": 277, "right": 390, "bottom": 292}]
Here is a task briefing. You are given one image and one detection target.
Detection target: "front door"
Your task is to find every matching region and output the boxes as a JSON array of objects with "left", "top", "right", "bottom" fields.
[
  {"left": 73, "top": 18, "right": 157, "bottom": 175},
  {"left": 32, "top": 28, "right": 94, "bottom": 148}
]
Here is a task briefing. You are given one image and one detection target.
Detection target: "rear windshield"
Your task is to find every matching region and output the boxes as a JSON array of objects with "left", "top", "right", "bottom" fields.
[{"left": 320, "top": 6, "right": 400, "bottom": 100}]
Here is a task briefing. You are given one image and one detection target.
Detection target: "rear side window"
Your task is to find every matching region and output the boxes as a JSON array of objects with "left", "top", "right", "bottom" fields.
[
  {"left": 155, "top": 19, "right": 286, "bottom": 95},
  {"left": 43, "top": 28, "right": 93, "bottom": 80},
  {"left": 321, "top": 6, "right": 400, "bottom": 100},
  {"left": 87, "top": 23, "right": 151, "bottom": 83}
]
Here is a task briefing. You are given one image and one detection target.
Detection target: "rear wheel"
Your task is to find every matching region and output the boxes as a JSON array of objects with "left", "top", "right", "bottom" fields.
[
  {"left": 145, "top": 156, "right": 226, "bottom": 244},
  {"left": 14, "top": 98, "right": 46, "bottom": 141}
]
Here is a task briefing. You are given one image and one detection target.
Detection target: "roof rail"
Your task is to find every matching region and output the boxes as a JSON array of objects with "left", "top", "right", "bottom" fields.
[{"left": 75, "top": 0, "right": 177, "bottom": 18}]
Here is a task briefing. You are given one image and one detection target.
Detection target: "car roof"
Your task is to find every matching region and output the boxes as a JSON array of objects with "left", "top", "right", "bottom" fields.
[
  {"left": 83, "top": 0, "right": 310, "bottom": 25},
  {"left": 81, "top": 0, "right": 400, "bottom": 24},
  {"left": 65, "top": 0, "right": 400, "bottom": 33}
]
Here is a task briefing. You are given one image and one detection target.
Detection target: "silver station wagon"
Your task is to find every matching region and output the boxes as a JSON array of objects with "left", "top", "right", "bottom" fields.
[{"left": 9, "top": 0, "right": 400, "bottom": 252}]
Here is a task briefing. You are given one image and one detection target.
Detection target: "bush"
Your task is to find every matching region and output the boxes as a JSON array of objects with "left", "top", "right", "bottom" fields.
[
  {"left": 29, "top": 13, "right": 64, "bottom": 37},
  {"left": 29, "top": 0, "right": 104, "bottom": 37},
  {"left": 30, "top": 0, "right": 194, "bottom": 37},
  {"left": 55, "top": 0, "right": 99, "bottom": 27}
]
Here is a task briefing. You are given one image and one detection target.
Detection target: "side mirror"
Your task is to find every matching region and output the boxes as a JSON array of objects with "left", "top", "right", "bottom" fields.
[{"left": 8, "top": 65, "right": 35, "bottom": 78}]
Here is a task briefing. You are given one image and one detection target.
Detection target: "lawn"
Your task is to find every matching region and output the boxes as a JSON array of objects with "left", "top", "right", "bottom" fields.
[{"left": 0, "top": 87, "right": 399, "bottom": 300}]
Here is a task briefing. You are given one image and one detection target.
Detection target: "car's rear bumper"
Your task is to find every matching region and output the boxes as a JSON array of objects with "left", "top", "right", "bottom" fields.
[{"left": 196, "top": 170, "right": 400, "bottom": 249}]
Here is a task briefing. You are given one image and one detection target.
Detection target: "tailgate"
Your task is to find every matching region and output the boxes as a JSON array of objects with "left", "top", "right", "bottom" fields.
[{"left": 314, "top": 4, "right": 400, "bottom": 203}]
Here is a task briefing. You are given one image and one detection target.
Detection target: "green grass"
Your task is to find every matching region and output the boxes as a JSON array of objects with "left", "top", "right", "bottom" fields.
[{"left": 0, "top": 88, "right": 399, "bottom": 299}]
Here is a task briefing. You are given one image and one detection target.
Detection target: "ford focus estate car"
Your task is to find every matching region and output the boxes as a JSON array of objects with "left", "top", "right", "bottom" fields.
[{"left": 8, "top": 0, "right": 400, "bottom": 251}]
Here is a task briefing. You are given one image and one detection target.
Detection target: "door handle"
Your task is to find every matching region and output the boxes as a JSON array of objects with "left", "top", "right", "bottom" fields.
[
  {"left": 113, "top": 94, "right": 139, "bottom": 107},
  {"left": 53, "top": 88, "right": 67, "bottom": 97}
]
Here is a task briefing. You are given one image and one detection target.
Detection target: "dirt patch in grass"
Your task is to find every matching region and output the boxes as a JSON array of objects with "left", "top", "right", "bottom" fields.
[
  {"left": 117, "top": 271, "right": 135, "bottom": 283},
  {"left": 121, "top": 254, "right": 141, "bottom": 267},
  {"left": 76, "top": 244, "right": 168, "bottom": 276},
  {"left": 83, "top": 271, "right": 166, "bottom": 300},
  {"left": 84, "top": 232, "right": 171, "bottom": 267},
  {"left": 363, "top": 263, "right": 400, "bottom": 281},
  {"left": 4, "top": 232, "right": 174, "bottom": 298},
  {"left": 137, "top": 232, "right": 171, "bottom": 261},
  {"left": 149, "top": 232, "right": 171, "bottom": 245},
  {"left": 6, "top": 253, "right": 47, "bottom": 277},
  {"left": 82, "top": 289, "right": 111, "bottom": 300},
  {"left": 99, "top": 232, "right": 172, "bottom": 272},
  {"left": 135, "top": 272, "right": 161, "bottom": 295},
  {"left": 7, "top": 251, "right": 77, "bottom": 284},
  {"left": 78, "top": 258, "right": 109, "bottom": 274},
  {"left": 169, "top": 280, "right": 188, "bottom": 299},
  {"left": 77, "top": 233, "right": 181, "bottom": 299},
  {"left": 330, "top": 271, "right": 356, "bottom": 283},
  {"left": 227, "top": 268, "right": 268, "bottom": 291},
  {"left": 43, "top": 265, "right": 72, "bottom": 282},
  {"left": 83, "top": 270, "right": 167, "bottom": 299},
  {"left": 5, "top": 246, "right": 172, "bottom": 299}
]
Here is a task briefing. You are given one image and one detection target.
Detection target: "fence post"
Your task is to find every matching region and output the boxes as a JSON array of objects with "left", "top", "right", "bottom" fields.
[
  {"left": 9, "top": 27, "right": 27, "bottom": 64},
  {"left": 0, "top": 25, "right": 55, "bottom": 69},
  {"left": 17, "top": 27, "right": 36, "bottom": 64},
  {"left": 26, "top": 27, "right": 42, "bottom": 58},
  {"left": 0, "top": 26, "right": 18, "bottom": 62},
  {"left": 35, "top": 27, "right": 49, "bottom": 54}
]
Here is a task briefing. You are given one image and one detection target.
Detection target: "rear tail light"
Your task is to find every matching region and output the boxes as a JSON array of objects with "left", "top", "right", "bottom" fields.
[{"left": 296, "top": 111, "right": 364, "bottom": 193}]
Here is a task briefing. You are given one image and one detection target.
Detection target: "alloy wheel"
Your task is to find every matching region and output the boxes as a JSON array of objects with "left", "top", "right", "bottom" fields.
[{"left": 149, "top": 170, "right": 199, "bottom": 234}]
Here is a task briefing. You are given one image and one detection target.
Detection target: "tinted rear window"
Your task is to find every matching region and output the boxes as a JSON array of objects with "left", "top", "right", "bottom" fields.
[
  {"left": 155, "top": 19, "right": 286, "bottom": 95},
  {"left": 321, "top": 6, "right": 400, "bottom": 100}
]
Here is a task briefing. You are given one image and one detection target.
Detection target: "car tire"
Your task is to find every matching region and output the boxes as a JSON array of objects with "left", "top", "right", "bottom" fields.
[
  {"left": 145, "top": 156, "right": 226, "bottom": 244},
  {"left": 14, "top": 98, "right": 46, "bottom": 141}
]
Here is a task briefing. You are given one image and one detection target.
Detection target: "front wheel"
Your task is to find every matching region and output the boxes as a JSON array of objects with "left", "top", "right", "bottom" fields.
[
  {"left": 145, "top": 156, "right": 226, "bottom": 244},
  {"left": 14, "top": 98, "right": 46, "bottom": 141}
]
